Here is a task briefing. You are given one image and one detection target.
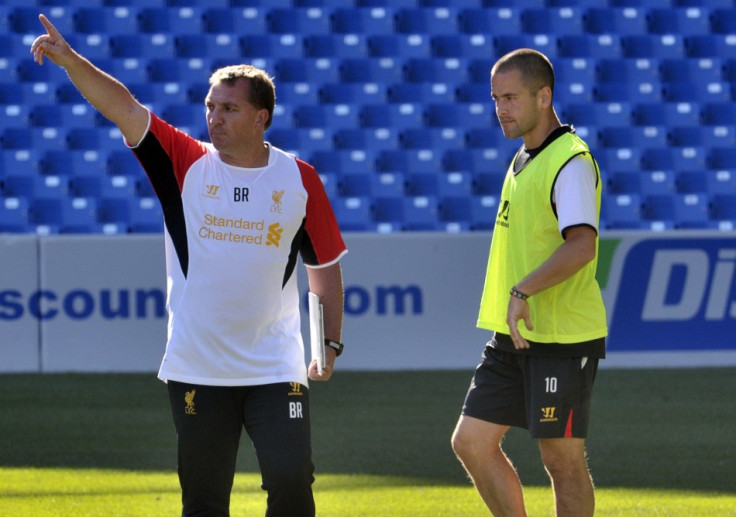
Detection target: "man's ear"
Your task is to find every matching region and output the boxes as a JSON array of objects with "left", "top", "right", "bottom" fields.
[{"left": 538, "top": 85, "right": 552, "bottom": 109}]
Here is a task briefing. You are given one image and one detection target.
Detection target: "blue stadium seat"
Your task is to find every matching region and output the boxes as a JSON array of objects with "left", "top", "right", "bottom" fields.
[
  {"left": 377, "top": 149, "right": 441, "bottom": 174},
  {"left": 640, "top": 170, "right": 678, "bottom": 196},
  {"left": 293, "top": 104, "right": 359, "bottom": 130},
  {"left": 470, "top": 195, "right": 499, "bottom": 230},
  {"left": 659, "top": 57, "right": 722, "bottom": 84},
  {"left": 160, "top": 104, "right": 206, "bottom": 136},
  {"left": 464, "top": 127, "right": 503, "bottom": 149},
  {"left": 583, "top": 7, "right": 647, "bottom": 34},
  {"left": 594, "top": 82, "right": 662, "bottom": 103},
  {"left": 622, "top": 35, "right": 686, "bottom": 59},
  {"left": 599, "top": 126, "right": 667, "bottom": 149},
  {"left": 458, "top": 8, "right": 521, "bottom": 35},
  {"left": 675, "top": 171, "right": 707, "bottom": 194},
  {"left": 9, "top": 7, "right": 74, "bottom": 35},
  {"left": 710, "top": 8, "right": 736, "bottom": 34},
  {"left": 402, "top": 196, "right": 439, "bottom": 231},
  {"left": 684, "top": 35, "right": 736, "bottom": 58},
  {"left": 663, "top": 81, "right": 730, "bottom": 103},
  {"left": 340, "top": 58, "right": 404, "bottom": 84},
  {"left": 128, "top": 197, "right": 164, "bottom": 233},
  {"left": 424, "top": 103, "right": 492, "bottom": 129},
  {"left": 63, "top": 34, "right": 110, "bottom": 61},
  {"left": 520, "top": 7, "right": 583, "bottom": 34},
  {"left": 387, "top": 83, "right": 455, "bottom": 104},
  {"left": 138, "top": 7, "right": 203, "bottom": 34},
  {"left": 29, "top": 104, "right": 97, "bottom": 129},
  {"left": 309, "top": 149, "right": 376, "bottom": 174},
  {"left": 67, "top": 127, "right": 123, "bottom": 152},
  {"left": 2, "top": 127, "right": 65, "bottom": 151},
  {"left": 146, "top": 58, "right": 209, "bottom": 84},
  {"left": 672, "top": 193, "right": 710, "bottom": 228},
  {"left": 646, "top": 7, "right": 711, "bottom": 35},
  {"left": 431, "top": 34, "right": 493, "bottom": 59},
  {"left": 266, "top": 127, "right": 332, "bottom": 155},
  {"left": 700, "top": 102, "right": 736, "bottom": 126},
  {"left": 241, "top": 34, "right": 304, "bottom": 59},
  {"left": 669, "top": 126, "right": 720, "bottom": 147},
  {"left": 405, "top": 173, "right": 439, "bottom": 196},
  {"left": 632, "top": 102, "right": 700, "bottom": 127},
  {"left": 16, "top": 58, "right": 69, "bottom": 84},
  {"left": 303, "top": 34, "right": 368, "bottom": 58},
  {"left": 443, "top": 148, "right": 511, "bottom": 175},
  {"left": 494, "top": 34, "right": 559, "bottom": 60},
  {"left": 395, "top": 7, "right": 459, "bottom": 35},
  {"left": 73, "top": 6, "right": 139, "bottom": 34},
  {"left": 597, "top": 147, "right": 642, "bottom": 173},
  {"left": 334, "top": 127, "right": 399, "bottom": 151},
  {"left": 438, "top": 172, "right": 474, "bottom": 197},
  {"left": 275, "top": 82, "right": 320, "bottom": 106},
  {"left": 439, "top": 195, "right": 473, "bottom": 224},
  {"left": 596, "top": 58, "right": 659, "bottom": 84},
  {"left": 399, "top": 127, "right": 464, "bottom": 151},
  {"left": 557, "top": 34, "right": 623, "bottom": 59},
  {"left": 455, "top": 83, "right": 490, "bottom": 103},
  {"left": 202, "top": 7, "right": 266, "bottom": 34},
  {"left": 367, "top": 34, "right": 430, "bottom": 58},
  {"left": 267, "top": 7, "right": 331, "bottom": 34},
  {"left": 331, "top": 7, "right": 396, "bottom": 34},
  {"left": 704, "top": 170, "right": 736, "bottom": 195},
  {"left": 555, "top": 58, "right": 596, "bottom": 85},
  {"left": 331, "top": 196, "right": 374, "bottom": 232},
  {"left": 642, "top": 147, "right": 707, "bottom": 172},
  {"left": 175, "top": 33, "right": 239, "bottom": 59},
  {"left": 472, "top": 172, "right": 505, "bottom": 196},
  {"left": 601, "top": 193, "right": 642, "bottom": 228},
  {"left": 275, "top": 58, "right": 339, "bottom": 83},
  {"left": 59, "top": 197, "right": 100, "bottom": 233},
  {"left": 107, "top": 150, "right": 143, "bottom": 176},
  {"left": 340, "top": 172, "right": 405, "bottom": 198},
  {"left": 360, "top": 103, "right": 424, "bottom": 129},
  {"left": 0, "top": 196, "right": 30, "bottom": 232},
  {"left": 42, "top": 149, "right": 107, "bottom": 177},
  {"left": 466, "top": 58, "right": 495, "bottom": 83},
  {"left": 710, "top": 194, "right": 736, "bottom": 220},
  {"left": 110, "top": 34, "right": 175, "bottom": 59},
  {"left": 708, "top": 147, "right": 736, "bottom": 170},
  {"left": 564, "top": 102, "right": 633, "bottom": 128},
  {"left": 2, "top": 150, "right": 41, "bottom": 178},
  {"left": 403, "top": 58, "right": 468, "bottom": 84},
  {"left": 320, "top": 83, "right": 388, "bottom": 105}
]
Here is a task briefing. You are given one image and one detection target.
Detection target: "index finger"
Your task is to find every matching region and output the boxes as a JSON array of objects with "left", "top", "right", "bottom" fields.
[{"left": 38, "top": 14, "right": 61, "bottom": 38}]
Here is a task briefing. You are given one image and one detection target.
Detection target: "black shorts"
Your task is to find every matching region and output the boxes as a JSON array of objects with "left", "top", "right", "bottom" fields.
[{"left": 462, "top": 346, "right": 599, "bottom": 439}]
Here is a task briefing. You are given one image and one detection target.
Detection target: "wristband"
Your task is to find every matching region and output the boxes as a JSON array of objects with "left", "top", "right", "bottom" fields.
[
  {"left": 324, "top": 338, "right": 344, "bottom": 357},
  {"left": 510, "top": 286, "right": 530, "bottom": 300}
]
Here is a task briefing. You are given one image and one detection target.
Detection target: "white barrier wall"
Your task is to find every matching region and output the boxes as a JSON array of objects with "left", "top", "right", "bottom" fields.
[{"left": 1, "top": 231, "right": 735, "bottom": 373}]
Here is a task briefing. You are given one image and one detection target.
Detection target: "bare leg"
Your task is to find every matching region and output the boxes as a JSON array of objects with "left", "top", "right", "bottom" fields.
[
  {"left": 451, "top": 415, "right": 527, "bottom": 517},
  {"left": 538, "top": 438, "right": 594, "bottom": 517}
]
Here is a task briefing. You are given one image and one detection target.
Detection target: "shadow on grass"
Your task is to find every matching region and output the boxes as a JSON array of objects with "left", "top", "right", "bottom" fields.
[{"left": 1, "top": 369, "right": 734, "bottom": 493}]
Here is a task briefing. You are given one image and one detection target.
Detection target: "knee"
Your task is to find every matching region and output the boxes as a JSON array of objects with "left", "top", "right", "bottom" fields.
[
  {"left": 451, "top": 424, "right": 473, "bottom": 460},
  {"left": 539, "top": 441, "right": 589, "bottom": 481}
]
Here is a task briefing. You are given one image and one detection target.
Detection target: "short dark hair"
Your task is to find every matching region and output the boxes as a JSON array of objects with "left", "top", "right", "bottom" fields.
[
  {"left": 209, "top": 64, "right": 276, "bottom": 130},
  {"left": 491, "top": 48, "right": 555, "bottom": 97}
]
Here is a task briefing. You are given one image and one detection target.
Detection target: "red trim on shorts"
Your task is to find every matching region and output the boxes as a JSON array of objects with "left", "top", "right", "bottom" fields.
[{"left": 564, "top": 409, "right": 574, "bottom": 438}]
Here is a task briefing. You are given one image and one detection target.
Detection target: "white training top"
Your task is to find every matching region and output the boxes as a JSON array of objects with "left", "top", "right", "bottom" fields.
[{"left": 130, "top": 112, "right": 347, "bottom": 387}]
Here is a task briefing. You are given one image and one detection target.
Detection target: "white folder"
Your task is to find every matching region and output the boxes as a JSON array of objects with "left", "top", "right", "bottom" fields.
[{"left": 308, "top": 292, "right": 325, "bottom": 375}]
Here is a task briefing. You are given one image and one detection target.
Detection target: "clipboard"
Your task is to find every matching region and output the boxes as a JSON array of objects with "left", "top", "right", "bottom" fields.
[{"left": 308, "top": 292, "right": 325, "bottom": 375}]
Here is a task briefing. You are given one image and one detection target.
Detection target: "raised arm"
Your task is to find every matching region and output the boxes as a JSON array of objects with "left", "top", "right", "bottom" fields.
[{"left": 30, "top": 14, "right": 148, "bottom": 145}]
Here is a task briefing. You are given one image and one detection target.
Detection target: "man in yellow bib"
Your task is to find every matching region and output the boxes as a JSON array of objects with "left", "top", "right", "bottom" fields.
[{"left": 451, "top": 49, "right": 607, "bottom": 517}]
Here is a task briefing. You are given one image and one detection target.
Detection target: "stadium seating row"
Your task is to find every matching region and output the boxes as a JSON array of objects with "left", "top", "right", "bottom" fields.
[
  {"left": 3, "top": 190, "right": 734, "bottom": 234},
  {"left": 6, "top": 6, "right": 736, "bottom": 37}
]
